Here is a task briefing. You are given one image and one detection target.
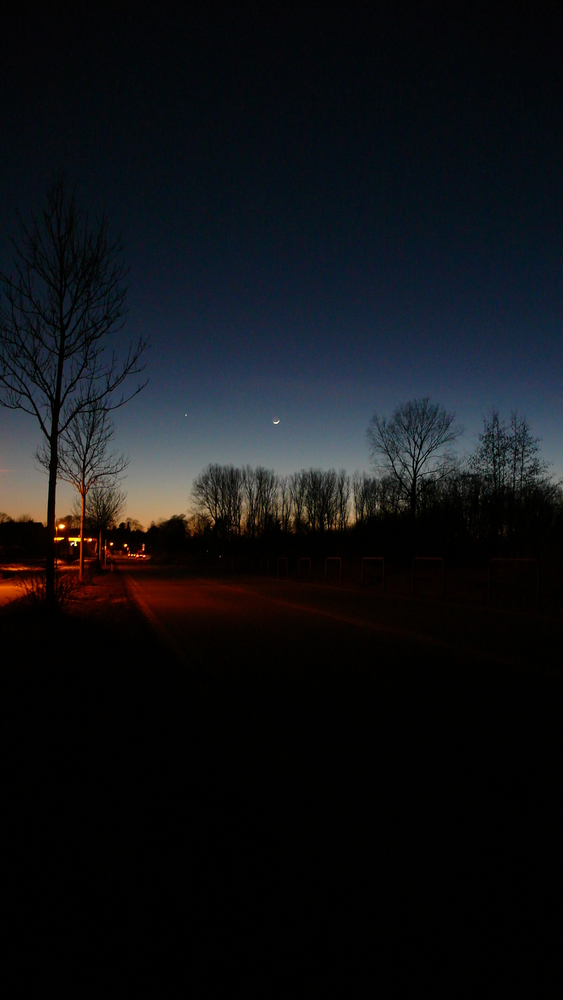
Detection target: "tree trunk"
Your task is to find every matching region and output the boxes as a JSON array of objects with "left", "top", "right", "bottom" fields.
[
  {"left": 409, "top": 477, "right": 418, "bottom": 553},
  {"left": 46, "top": 313, "right": 65, "bottom": 607},
  {"left": 410, "top": 477, "right": 418, "bottom": 521},
  {"left": 45, "top": 445, "right": 58, "bottom": 607},
  {"left": 80, "top": 491, "right": 86, "bottom": 582}
]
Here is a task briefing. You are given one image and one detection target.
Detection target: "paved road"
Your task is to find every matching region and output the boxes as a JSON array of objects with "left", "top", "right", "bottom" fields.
[
  {"left": 122, "top": 566, "right": 563, "bottom": 888},
  {"left": 125, "top": 564, "right": 562, "bottom": 675},
  {"left": 0, "top": 563, "right": 81, "bottom": 608},
  {"left": 0, "top": 579, "right": 22, "bottom": 607},
  {"left": 2, "top": 561, "right": 555, "bottom": 917}
]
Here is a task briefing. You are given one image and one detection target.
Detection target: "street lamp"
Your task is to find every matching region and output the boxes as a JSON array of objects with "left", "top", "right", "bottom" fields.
[{"left": 55, "top": 522, "right": 66, "bottom": 569}]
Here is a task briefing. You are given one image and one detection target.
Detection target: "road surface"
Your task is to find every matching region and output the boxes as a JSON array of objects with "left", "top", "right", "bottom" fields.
[
  {"left": 120, "top": 564, "right": 562, "bottom": 893},
  {"left": 125, "top": 564, "right": 562, "bottom": 675},
  {"left": 0, "top": 578, "right": 22, "bottom": 607},
  {"left": 3, "top": 561, "right": 560, "bottom": 920}
]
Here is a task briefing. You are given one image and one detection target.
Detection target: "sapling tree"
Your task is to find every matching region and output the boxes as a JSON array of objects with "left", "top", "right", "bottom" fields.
[
  {"left": 0, "top": 175, "right": 147, "bottom": 605},
  {"left": 75, "top": 482, "right": 127, "bottom": 566},
  {"left": 39, "top": 398, "right": 128, "bottom": 579}
]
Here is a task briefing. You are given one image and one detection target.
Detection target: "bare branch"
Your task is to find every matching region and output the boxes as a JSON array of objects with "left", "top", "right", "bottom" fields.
[
  {"left": 0, "top": 174, "right": 148, "bottom": 603},
  {"left": 367, "top": 397, "right": 463, "bottom": 519}
]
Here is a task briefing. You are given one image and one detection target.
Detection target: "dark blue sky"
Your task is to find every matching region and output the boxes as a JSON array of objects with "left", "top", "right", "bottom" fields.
[{"left": 1, "top": 4, "right": 562, "bottom": 525}]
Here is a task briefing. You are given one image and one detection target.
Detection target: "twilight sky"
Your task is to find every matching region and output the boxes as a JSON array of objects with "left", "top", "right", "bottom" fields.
[{"left": 1, "top": 4, "right": 562, "bottom": 526}]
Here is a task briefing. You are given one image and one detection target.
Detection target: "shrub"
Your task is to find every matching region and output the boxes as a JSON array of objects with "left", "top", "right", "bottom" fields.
[{"left": 17, "top": 571, "right": 77, "bottom": 612}]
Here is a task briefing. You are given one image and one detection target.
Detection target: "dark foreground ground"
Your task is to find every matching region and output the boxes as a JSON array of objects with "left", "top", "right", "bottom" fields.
[{"left": 3, "top": 564, "right": 562, "bottom": 966}]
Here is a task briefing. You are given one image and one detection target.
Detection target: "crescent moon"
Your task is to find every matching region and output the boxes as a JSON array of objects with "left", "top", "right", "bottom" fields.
[{"left": 273, "top": 418, "right": 280, "bottom": 425}]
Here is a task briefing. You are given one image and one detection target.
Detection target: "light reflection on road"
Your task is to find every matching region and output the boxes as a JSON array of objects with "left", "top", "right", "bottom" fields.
[
  {"left": 0, "top": 580, "right": 21, "bottom": 607},
  {"left": 125, "top": 567, "right": 563, "bottom": 673}
]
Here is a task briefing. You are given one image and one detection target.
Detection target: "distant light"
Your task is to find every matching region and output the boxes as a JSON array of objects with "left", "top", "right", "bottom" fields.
[{"left": 58, "top": 523, "right": 66, "bottom": 529}]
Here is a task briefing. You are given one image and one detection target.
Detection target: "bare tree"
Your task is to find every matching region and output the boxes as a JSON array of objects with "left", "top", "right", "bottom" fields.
[
  {"left": 367, "top": 397, "right": 462, "bottom": 521},
  {"left": 0, "top": 175, "right": 147, "bottom": 605},
  {"left": 302, "top": 469, "right": 326, "bottom": 531},
  {"left": 192, "top": 464, "right": 223, "bottom": 525},
  {"left": 254, "top": 467, "right": 279, "bottom": 534},
  {"left": 242, "top": 466, "right": 278, "bottom": 537},
  {"left": 278, "top": 475, "right": 293, "bottom": 533},
  {"left": 352, "top": 471, "right": 381, "bottom": 524},
  {"left": 301, "top": 469, "right": 339, "bottom": 532},
  {"left": 84, "top": 484, "right": 127, "bottom": 550},
  {"left": 225, "top": 466, "right": 244, "bottom": 535},
  {"left": 242, "top": 466, "right": 259, "bottom": 537},
  {"left": 289, "top": 471, "right": 307, "bottom": 533},
  {"left": 469, "top": 408, "right": 551, "bottom": 539},
  {"left": 192, "top": 464, "right": 244, "bottom": 536},
  {"left": 41, "top": 400, "right": 128, "bottom": 578},
  {"left": 335, "top": 469, "right": 350, "bottom": 531}
]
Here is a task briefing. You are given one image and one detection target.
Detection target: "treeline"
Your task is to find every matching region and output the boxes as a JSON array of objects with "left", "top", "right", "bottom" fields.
[
  {"left": 0, "top": 515, "right": 46, "bottom": 560},
  {"left": 3, "top": 405, "right": 562, "bottom": 568},
  {"left": 110, "top": 402, "right": 563, "bottom": 565},
  {"left": 182, "top": 407, "right": 563, "bottom": 562},
  {"left": 186, "top": 462, "right": 562, "bottom": 555},
  {"left": 191, "top": 465, "right": 352, "bottom": 536}
]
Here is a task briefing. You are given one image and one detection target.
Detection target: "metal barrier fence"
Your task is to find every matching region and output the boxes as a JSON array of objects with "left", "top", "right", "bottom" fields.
[{"left": 219, "top": 553, "right": 544, "bottom": 613}]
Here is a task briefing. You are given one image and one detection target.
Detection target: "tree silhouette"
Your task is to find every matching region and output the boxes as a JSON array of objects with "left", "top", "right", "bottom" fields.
[
  {"left": 0, "top": 175, "right": 147, "bottom": 605},
  {"left": 469, "top": 409, "right": 552, "bottom": 540},
  {"left": 83, "top": 484, "right": 127, "bottom": 563},
  {"left": 367, "top": 397, "right": 462, "bottom": 522},
  {"left": 39, "top": 400, "right": 128, "bottom": 579},
  {"left": 192, "top": 464, "right": 244, "bottom": 537}
]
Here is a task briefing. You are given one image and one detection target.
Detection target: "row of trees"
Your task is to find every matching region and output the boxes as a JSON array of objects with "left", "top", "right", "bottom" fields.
[
  {"left": 72, "top": 483, "right": 128, "bottom": 558},
  {"left": 0, "top": 486, "right": 128, "bottom": 563},
  {"left": 192, "top": 464, "right": 353, "bottom": 538},
  {"left": 2, "top": 182, "right": 560, "bottom": 591},
  {"left": 189, "top": 403, "right": 561, "bottom": 551},
  {"left": 0, "top": 176, "right": 146, "bottom": 603},
  {"left": 0, "top": 514, "right": 46, "bottom": 561}
]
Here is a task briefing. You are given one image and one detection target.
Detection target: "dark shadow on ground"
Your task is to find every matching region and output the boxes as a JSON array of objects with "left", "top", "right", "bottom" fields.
[{"left": 3, "top": 567, "right": 562, "bottom": 948}]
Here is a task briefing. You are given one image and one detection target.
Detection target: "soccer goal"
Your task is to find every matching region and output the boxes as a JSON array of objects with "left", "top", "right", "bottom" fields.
[
  {"left": 488, "top": 558, "right": 539, "bottom": 610},
  {"left": 412, "top": 557, "right": 445, "bottom": 600},
  {"left": 361, "top": 556, "right": 385, "bottom": 593}
]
